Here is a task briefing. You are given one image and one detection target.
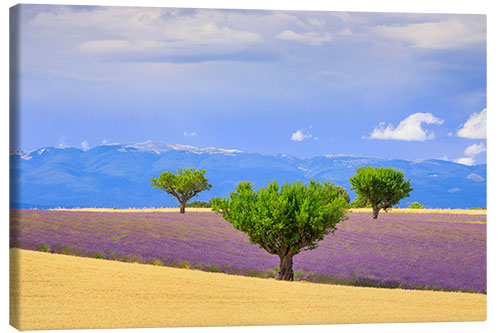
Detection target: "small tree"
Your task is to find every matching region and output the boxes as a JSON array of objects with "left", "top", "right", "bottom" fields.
[
  {"left": 350, "top": 196, "right": 370, "bottom": 208},
  {"left": 333, "top": 185, "right": 350, "bottom": 204},
  {"left": 408, "top": 202, "right": 425, "bottom": 209},
  {"left": 186, "top": 199, "right": 215, "bottom": 208},
  {"left": 211, "top": 180, "right": 348, "bottom": 281},
  {"left": 150, "top": 168, "right": 212, "bottom": 213},
  {"left": 349, "top": 166, "right": 412, "bottom": 219}
]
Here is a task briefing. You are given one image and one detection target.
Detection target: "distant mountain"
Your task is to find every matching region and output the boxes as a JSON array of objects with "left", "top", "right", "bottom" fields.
[{"left": 10, "top": 141, "right": 486, "bottom": 209}]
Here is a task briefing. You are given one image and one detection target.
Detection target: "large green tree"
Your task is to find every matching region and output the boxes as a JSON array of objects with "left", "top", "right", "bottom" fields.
[
  {"left": 150, "top": 168, "right": 212, "bottom": 213},
  {"left": 211, "top": 180, "right": 349, "bottom": 281},
  {"left": 349, "top": 166, "right": 412, "bottom": 219}
]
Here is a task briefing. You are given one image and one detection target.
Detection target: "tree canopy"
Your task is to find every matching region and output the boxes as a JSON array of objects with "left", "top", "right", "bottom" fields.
[
  {"left": 349, "top": 166, "right": 412, "bottom": 219},
  {"left": 408, "top": 202, "right": 425, "bottom": 209},
  {"left": 211, "top": 180, "right": 349, "bottom": 281},
  {"left": 333, "top": 185, "right": 350, "bottom": 204},
  {"left": 350, "top": 196, "right": 370, "bottom": 208},
  {"left": 150, "top": 168, "right": 212, "bottom": 213}
]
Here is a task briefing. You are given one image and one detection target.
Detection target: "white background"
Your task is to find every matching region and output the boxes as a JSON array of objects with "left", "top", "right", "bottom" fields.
[{"left": 1, "top": 1, "right": 498, "bottom": 333}]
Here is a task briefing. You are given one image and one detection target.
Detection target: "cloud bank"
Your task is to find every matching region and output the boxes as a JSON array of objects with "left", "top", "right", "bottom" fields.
[
  {"left": 373, "top": 16, "right": 486, "bottom": 49},
  {"left": 276, "top": 30, "right": 332, "bottom": 46}
]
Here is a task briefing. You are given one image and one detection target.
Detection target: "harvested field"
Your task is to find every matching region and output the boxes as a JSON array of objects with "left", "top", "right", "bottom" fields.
[{"left": 9, "top": 248, "right": 486, "bottom": 330}]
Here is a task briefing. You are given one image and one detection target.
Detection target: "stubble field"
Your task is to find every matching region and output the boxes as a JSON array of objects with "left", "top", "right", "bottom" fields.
[{"left": 10, "top": 248, "right": 486, "bottom": 330}]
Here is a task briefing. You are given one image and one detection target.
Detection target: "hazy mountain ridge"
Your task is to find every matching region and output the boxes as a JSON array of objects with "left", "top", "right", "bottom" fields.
[{"left": 10, "top": 141, "right": 486, "bottom": 209}]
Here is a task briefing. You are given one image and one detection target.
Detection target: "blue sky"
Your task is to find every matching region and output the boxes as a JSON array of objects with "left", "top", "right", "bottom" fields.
[{"left": 11, "top": 4, "right": 487, "bottom": 164}]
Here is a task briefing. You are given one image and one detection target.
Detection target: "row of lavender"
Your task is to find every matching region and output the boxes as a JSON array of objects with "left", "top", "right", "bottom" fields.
[{"left": 10, "top": 210, "right": 486, "bottom": 293}]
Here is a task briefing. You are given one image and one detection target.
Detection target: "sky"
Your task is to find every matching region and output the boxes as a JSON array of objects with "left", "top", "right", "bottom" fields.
[{"left": 10, "top": 4, "right": 487, "bottom": 165}]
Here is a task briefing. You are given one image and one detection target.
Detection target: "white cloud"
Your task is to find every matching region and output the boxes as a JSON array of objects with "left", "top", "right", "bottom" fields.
[
  {"left": 453, "top": 142, "right": 486, "bottom": 166},
  {"left": 29, "top": 7, "right": 263, "bottom": 61},
  {"left": 58, "top": 135, "right": 67, "bottom": 148},
  {"left": 464, "top": 142, "right": 486, "bottom": 156},
  {"left": 368, "top": 113, "right": 444, "bottom": 141},
  {"left": 306, "top": 17, "right": 326, "bottom": 28},
  {"left": 276, "top": 30, "right": 332, "bottom": 46},
  {"left": 291, "top": 129, "right": 312, "bottom": 142},
  {"left": 78, "top": 26, "right": 262, "bottom": 57},
  {"left": 457, "top": 108, "right": 486, "bottom": 139},
  {"left": 328, "top": 12, "right": 357, "bottom": 23},
  {"left": 183, "top": 132, "right": 197, "bottom": 137},
  {"left": 102, "top": 139, "right": 108, "bottom": 144},
  {"left": 373, "top": 16, "right": 485, "bottom": 49},
  {"left": 81, "top": 140, "right": 90, "bottom": 151},
  {"left": 453, "top": 157, "right": 475, "bottom": 166}
]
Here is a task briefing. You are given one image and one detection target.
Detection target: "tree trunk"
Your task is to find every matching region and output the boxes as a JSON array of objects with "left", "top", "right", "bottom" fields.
[
  {"left": 179, "top": 201, "right": 186, "bottom": 214},
  {"left": 372, "top": 206, "right": 380, "bottom": 219},
  {"left": 278, "top": 253, "right": 294, "bottom": 281}
]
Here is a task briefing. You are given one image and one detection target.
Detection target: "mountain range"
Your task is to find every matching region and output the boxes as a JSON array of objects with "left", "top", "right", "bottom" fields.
[{"left": 10, "top": 141, "right": 487, "bottom": 209}]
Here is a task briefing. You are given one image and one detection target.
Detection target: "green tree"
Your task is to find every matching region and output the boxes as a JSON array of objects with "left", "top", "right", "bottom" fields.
[
  {"left": 150, "top": 168, "right": 212, "bottom": 214},
  {"left": 349, "top": 166, "right": 412, "bottom": 219},
  {"left": 350, "top": 196, "right": 370, "bottom": 208},
  {"left": 408, "top": 202, "right": 425, "bottom": 209},
  {"left": 333, "top": 185, "right": 350, "bottom": 204},
  {"left": 211, "top": 180, "right": 348, "bottom": 281},
  {"left": 186, "top": 200, "right": 211, "bottom": 208}
]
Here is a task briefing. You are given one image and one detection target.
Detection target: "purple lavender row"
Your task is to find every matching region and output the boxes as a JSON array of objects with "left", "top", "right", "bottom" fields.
[{"left": 10, "top": 210, "right": 486, "bottom": 293}]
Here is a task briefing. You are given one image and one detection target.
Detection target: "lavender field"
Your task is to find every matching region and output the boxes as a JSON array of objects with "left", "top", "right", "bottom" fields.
[{"left": 10, "top": 210, "right": 486, "bottom": 293}]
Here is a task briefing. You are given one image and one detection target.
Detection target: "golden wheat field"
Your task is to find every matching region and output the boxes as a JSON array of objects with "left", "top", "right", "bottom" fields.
[{"left": 9, "top": 248, "right": 486, "bottom": 330}]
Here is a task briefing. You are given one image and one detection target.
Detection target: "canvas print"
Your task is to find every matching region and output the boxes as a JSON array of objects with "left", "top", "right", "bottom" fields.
[{"left": 9, "top": 4, "right": 487, "bottom": 330}]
